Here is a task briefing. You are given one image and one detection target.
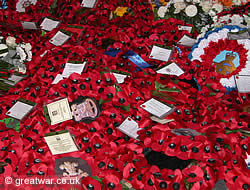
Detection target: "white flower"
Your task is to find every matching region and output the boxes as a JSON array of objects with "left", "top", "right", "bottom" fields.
[
  {"left": 232, "top": 0, "right": 241, "bottom": 5},
  {"left": 212, "top": 15, "right": 218, "bottom": 22},
  {"left": 24, "top": 43, "right": 32, "bottom": 61},
  {"left": 157, "top": 6, "right": 168, "bottom": 18},
  {"left": 230, "top": 14, "right": 244, "bottom": 25},
  {"left": 174, "top": 0, "right": 185, "bottom": 3},
  {"left": 16, "top": 46, "right": 26, "bottom": 62},
  {"left": 200, "top": 1, "right": 212, "bottom": 13},
  {"left": 24, "top": 43, "right": 32, "bottom": 51},
  {"left": 193, "top": 0, "right": 200, "bottom": 3},
  {"left": 16, "top": 0, "right": 37, "bottom": 12},
  {"left": 185, "top": 5, "right": 198, "bottom": 17},
  {"left": 174, "top": 2, "right": 186, "bottom": 14},
  {"left": 212, "top": 3, "right": 223, "bottom": 13},
  {"left": 200, "top": 25, "right": 209, "bottom": 33},
  {"left": 208, "top": 10, "right": 216, "bottom": 17},
  {"left": 174, "top": 8, "right": 181, "bottom": 14},
  {"left": 6, "top": 36, "right": 17, "bottom": 48},
  {"left": 243, "top": 15, "right": 250, "bottom": 26},
  {"left": 15, "top": 64, "right": 26, "bottom": 74},
  {"left": 219, "top": 15, "right": 230, "bottom": 23}
]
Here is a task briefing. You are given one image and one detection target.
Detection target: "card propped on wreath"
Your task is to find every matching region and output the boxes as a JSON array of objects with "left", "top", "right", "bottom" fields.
[{"left": 44, "top": 96, "right": 101, "bottom": 125}]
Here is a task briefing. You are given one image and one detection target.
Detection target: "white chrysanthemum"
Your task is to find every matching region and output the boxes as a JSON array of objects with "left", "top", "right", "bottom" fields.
[
  {"left": 200, "top": 0, "right": 212, "bottom": 13},
  {"left": 6, "top": 36, "right": 17, "bottom": 48},
  {"left": 193, "top": 0, "right": 200, "bottom": 3},
  {"left": 157, "top": 6, "right": 168, "bottom": 18},
  {"left": 185, "top": 5, "right": 198, "bottom": 17},
  {"left": 212, "top": 3, "right": 223, "bottom": 13},
  {"left": 174, "top": 2, "right": 186, "bottom": 14}
]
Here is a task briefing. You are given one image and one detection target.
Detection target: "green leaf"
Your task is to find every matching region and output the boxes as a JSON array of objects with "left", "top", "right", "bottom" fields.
[
  {"left": 159, "top": 88, "right": 181, "bottom": 93},
  {"left": 224, "top": 144, "right": 231, "bottom": 150},
  {"left": 207, "top": 106, "right": 211, "bottom": 114},
  {"left": 209, "top": 92, "right": 216, "bottom": 96},
  {"left": 50, "top": 0, "right": 57, "bottom": 9},
  {"left": 91, "top": 176, "right": 104, "bottom": 184},
  {"left": 184, "top": 178, "right": 194, "bottom": 190},
  {"left": 121, "top": 184, "right": 129, "bottom": 190},
  {"left": 121, "top": 104, "right": 130, "bottom": 112},
  {"left": 221, "top": 120, "right": 228, "bottom": 123},
  {"left": 115, "top": 85, "right": 122, "bottom": 92},
  {"left": 41, "top": 31, "right": 46, "bottom": 37},
  {"left": 99, "top": 98, "right": 110, "bottom": 105},
  {"left": 154, "top": 81, "right": 165, "bottom": 91},
  {"left": 173, "top": 80, "right": 179, "bottom": 84}
]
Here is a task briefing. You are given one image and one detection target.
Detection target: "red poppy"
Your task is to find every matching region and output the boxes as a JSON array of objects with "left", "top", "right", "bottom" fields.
[{"left": 183, "top": 165, "right": 204, "bottom": 183}]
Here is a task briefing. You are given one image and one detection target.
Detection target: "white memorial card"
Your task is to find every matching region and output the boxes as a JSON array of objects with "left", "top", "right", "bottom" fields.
[
  {"left": 6, "top": 100, "right": 35, "bottom": 120},
  {"left": 4, "top": 74, "right": 24, "bottom": 86},
  {"left": 44, "top": 131, "right": 78, "bottom": 155},
  {"left": 156, "top": 63, "right": 184, "bottom": 76},
  {"left": 46, "top": 98, "right": 72, "bottom": 125},
  {"left": 81, "top": 0, "right": 97, "bottom": 8},
  {"left": 52, "top": 74, "right": 64, "bottom": 84},
  {"left": 140, "top": 98, "right": 175, "bottom": 118},
  {"left": 112, "top": 72, "right": 129, "bottom": 84},
  {"left": 49, "top": 31, "right": 71, "bottom": 46},
  {"left": 235, "top": 75, "right": 250, "bottom": 93},
  {"left": 178, "top": 25, "right": 192, "bottom": 33},
  {"left": 40, "top": 17, "right": 60, "bottom": 31},
  {"left": 117, "top": 117, "right": 140, "bottom": 140},
  {"left": 150, "top": 116, "right": 174, "bottom": 124},
  {"left": 177, "top": 35, "right": 196, "bottom": 47},
  {"left": 149, "top": 45, "right": 172, "bottom": 62},
  {"left": 21, "top": 21, "right": 38, "bottom": 30},
  {"left": 62, "top": 61, "right": 86, "bottom": 78}
]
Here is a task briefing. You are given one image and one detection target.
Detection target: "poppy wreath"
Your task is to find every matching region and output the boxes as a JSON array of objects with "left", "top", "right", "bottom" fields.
[
  {"left": 0, "top": 0, "right": 249, "bottom": 190},
  {"left": 189, "top": 25, "right": 250, "bottom": 92}
]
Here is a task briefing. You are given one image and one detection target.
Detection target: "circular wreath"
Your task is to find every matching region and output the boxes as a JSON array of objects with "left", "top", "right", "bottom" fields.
[{"left": 189, "top": 25, "right": 250, "bottom": 90}]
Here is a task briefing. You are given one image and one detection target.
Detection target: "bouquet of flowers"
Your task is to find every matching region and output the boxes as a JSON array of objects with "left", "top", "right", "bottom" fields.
[
  {"left": 154, "top": 0, "right": 226, "bottom": 32},
  {"left": 0, "top": 35, "right": 31, "bottom": 93}
]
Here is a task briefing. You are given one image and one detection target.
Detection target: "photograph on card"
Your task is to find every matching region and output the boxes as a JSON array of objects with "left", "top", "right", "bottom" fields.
[
  {"left": 55, "top": 157, "right": 92, "bottom": 179},
  {"left": 70, "top": 96, "right": 101, "bottom": 123}
]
